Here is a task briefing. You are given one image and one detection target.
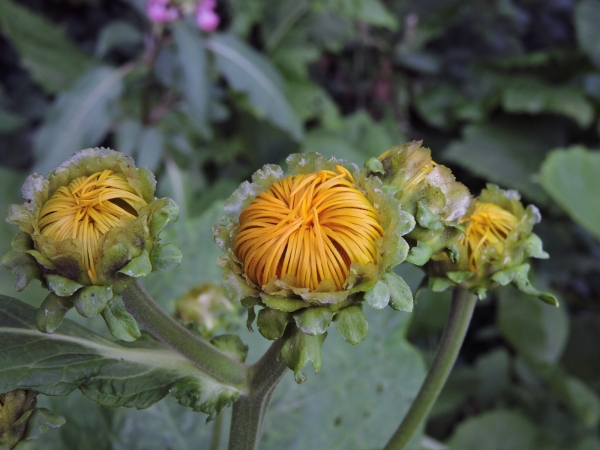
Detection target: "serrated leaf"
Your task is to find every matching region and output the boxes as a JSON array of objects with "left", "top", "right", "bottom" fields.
[
  {"left": 33, "top": 66, "right": 125, "bottom": 175},
  {"left": 22, "top": 408, "right": 66, "bottom": 441},
  {"left": 293, "top": 307, "right": 334, "bottom": 336},
  {"left": 100, "top": 296, "right": 141, "bottom": 342},
  {"left": 0, "top": 296, "right": 241, "bottom": 417},
  {"left": 405, "top": 240, "right": 432, "bottom": 266},
  {"left": 0, "top": 0, "right": 94, "bottom": 93},
  {"left": 73, "top": 285, "right": 113, "bottom": 318},
  {"left": 118, "top": 250, "right": 152, "bottom": 278},
  {"left": 333, "top": 305, "right": 368, "bottom": 345},
  {"left": 382, "top": 272, "right": 413, "bottom": 312},
  {"left": 257, "top": 308, "right": 291, "bottom": 340},
  {"left": 206, "top": 33, "right": 303, "bottom": 140},
  {"left": 364, "top": 280, "right": 391, "bottom": 309},
  {"left": 539, "top": 147, "right": 600, "bottom": 241},
  {"left": 280, "top": 324, "right": 327, "bottom": 382}
]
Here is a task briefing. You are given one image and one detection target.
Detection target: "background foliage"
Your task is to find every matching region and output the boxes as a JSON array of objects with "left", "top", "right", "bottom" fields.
[{"left": 1, "top": 0, "right": 600, "bottom": 448}]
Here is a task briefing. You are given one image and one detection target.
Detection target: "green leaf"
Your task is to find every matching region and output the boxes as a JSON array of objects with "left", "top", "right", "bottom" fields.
[
  {"left": 280, "top": 325, "right": 327, "bottom": 382},
  {"left": 447, "top": 271, "right": 473, "bottom": 284},
  {"left": 209, "top": 334, "right": 248, "bottom": 363},
  {"left": 383, "top": 272, "right": 413, "bottom": 312},
  {"left": 22, "top": 408, "right": 66, "bottom": 441},
  {"left": 1, "top": 250, "right": 41, "bottom": 292},
  {"left": 206, "top": 33, "right": 303, "bottom": 140},
  {"left": 333, "top": 305, "right": 368, "bottom": 345},
  {"left": 0, "top": 0, "right": 94, "bottom": 93},
  {"left": 405, "top": 240, "right": 432, "bottom": 266},
  {"left": 100, "top": 296, "right": 141, "bottom": 342},
  {"left": 33, "top": 66, "right": 125, "bottom": 175},
  {"left": 136, "top": 127, "right": 164, "bottom": 173},
  {"left": 501, "top": 76, "right": 594, "bottom": 128},
  {"left": 173, "top": 23, "right": 209, "bottom": 132},
  {"left": 261, "top": 294, "right": 309, "bottom": 313},
  {"left": 444, "top": 117, "right": 563, "bottom": 205},
  {"left": 118, "top": 250, "right": 152, "bottom": 278},
  {"left": 364, "top": 280, "right": 391, "bottom": 309},
  {"left": 416, "top": 202, "right": 443, "bottom": 231},
  {"left": 539, "top": 147, "right": 600, "bottom": 241},
  {"left": 45, "top": 274, "right": 83, "bottom": 297},
  {"left": 36, "top": 293, "right": 72, "bottom": 334},
  {"left": 149, "top": 244, "right": 182, "bottom": 272},
  {"left": 447, "top": 410, "right": 538, "bottom": 450},
  {"left": 73, "top": 285, "right": 113, "bottom": 318},
  {"left": 293, "top": 307, "right": 335, "bottom": 336},
  {"left": 497, "top": 285, "right": 568, "bottom": 365},
  {"left": 95, "top": 21, "right": 142, "bottom": 59},
  {"left": 257, "top": 308, "right": 291, "bottom": 340},
  {"left": 0, "top": 296, "right": 241, "bottom": 417}
]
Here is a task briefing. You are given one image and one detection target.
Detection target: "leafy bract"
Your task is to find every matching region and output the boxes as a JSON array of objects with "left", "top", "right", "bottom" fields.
[{"left": 0, "top": 295, "right": 241, "bottom": 419}]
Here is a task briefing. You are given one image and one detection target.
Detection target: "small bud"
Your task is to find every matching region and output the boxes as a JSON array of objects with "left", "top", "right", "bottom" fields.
[
  {"left": 0, "top": 390, "right": 65, "bottom": 449},
  {"left": 3, "top": 148, "right": 182, "bottom": 340},
  {"left": 368, "top": 141, "right": 474, "bottom": 265},
  {"left": 427, "top": 184, "right": 557, "bottom": 305},
  {"left": 216, "top": 152, "right": 415, "bottom": 380}
]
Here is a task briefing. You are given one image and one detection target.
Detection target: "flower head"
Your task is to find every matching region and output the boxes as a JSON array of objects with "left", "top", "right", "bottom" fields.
[
  {"left": 3, "top": 148, "right": 182, "bottom": 340},
  {"left": 366, "top": 141, "right": 474, "bottom": 265},
  {"left": 216, "top": 152, "right": 415, "bottom": 381},
  {"left": 426, "top": 184, "right": 557, "bottom": 305},
  {"left": 147, "top": 0, "right": 180, "bottom": 23},
  {"left": 196, "top": 0, "right": 220, "bottom": 32}
]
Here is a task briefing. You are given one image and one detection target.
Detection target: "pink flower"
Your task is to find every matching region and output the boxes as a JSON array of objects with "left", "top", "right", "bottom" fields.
[
  {"left": 147, "top": 0, "right": 180, "bottom": 23},
  {"left": 196, "top": 0, "right": 220, "bottom": 32}
]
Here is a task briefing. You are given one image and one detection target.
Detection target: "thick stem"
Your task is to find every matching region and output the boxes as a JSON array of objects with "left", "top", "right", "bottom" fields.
[
  {"left": 228, "top": 339, "right": 288, "bottom": 450},
  {"left": 384, "top": 288, "right": 477, "bottom": 450},
  {"left": 122, "top": 282, "right": 247, "bottom": 388}
]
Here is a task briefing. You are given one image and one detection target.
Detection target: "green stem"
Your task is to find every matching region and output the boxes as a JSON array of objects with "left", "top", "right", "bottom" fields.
[
  {"left": 384, "top": 288, "right": 477, "bottom": 450},
  {"left": 122, "top": 282, "right": 248, "bottom": 388},
  {"left": 228, "top": 339, "right": 288, "bottom": 450},
  {"left": 210, "top": 411, "right": 224, "bottom": 450}
]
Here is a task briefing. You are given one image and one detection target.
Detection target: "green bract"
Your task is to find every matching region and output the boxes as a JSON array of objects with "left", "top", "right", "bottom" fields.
[
  {"left": 366, "top": 141, "right": 474, "bottom": 266},
  {"left": 426, "top": 184, "right": 557, "bottom": 305},
  {"left": 215, "top": 152, "right": 415, "bottom": 382},
  {"left": 2, "top": 148, "right": 182, "bottom": 341},
  {"left": 0, "top": 390, "right": 65, "bottom": 450}
]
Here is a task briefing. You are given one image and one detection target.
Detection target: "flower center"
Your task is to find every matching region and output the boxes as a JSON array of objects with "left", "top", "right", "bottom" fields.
[
  {"left": 234, "top": 166, "right": 384, "bottom": 291},
  {"left": 37, "top": 170, "right": 147, "bottom": 283},
  {"left": 459, "top": 203, "right": 518, "bottom": 272}
]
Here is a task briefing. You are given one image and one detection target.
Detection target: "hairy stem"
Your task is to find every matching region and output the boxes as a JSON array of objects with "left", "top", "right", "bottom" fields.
[
  {"left": 228, "top": 339, "right": 288, "bottom": 450},
  {"left": 384, "top": 288, "right": 477, "bottom": 450},
  {"left": 122, "top": 282, "right": 247, "bottom": 388}
]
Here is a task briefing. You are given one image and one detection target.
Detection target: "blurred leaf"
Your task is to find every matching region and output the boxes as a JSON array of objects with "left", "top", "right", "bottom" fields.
[
  {"left": 0, "top": 0, "right": 95, "bottom": 93},
  {"left": 561, "top": 315, "right": 600, "bottom": 388},
  {"left": 539, "top": 147, "right": 600, "bottom": 241},
  {"left": 311, "top": 0, "right": 398, "bottom": 30},
  {"left": 136, "top": 127, "right": 164, "bottom": 172},
  {"left": 206, "top": 33, "right": 303, "bottom": 140},
  {"left": 33, "top": 66, "right": 126, "bottom": 175},
  {"left": 444, "top": 117, "right": 566, "bottom": 205},
  {"left": 497, "top": 285, "right": 568, "bottom": 365},
  {"left": 287, "top": 80, "right": 342, "bottom": 130},
  {"left": 0, "top": 296, "right": 241, "bottom": 416},
  {"left": 261, "top": 307, "right": 425, "bottom": 450},
  {"left": 447, "top": 410, "right": 538, "bottom": 450},
  {"left": 115, "top": 118, "right": 142, "bottom": 156},
  {"left": 414, "top": 83, "right": 463, "bottom": 130},
  {"left": 173, "top": 23, "right": 209, "bottom": 133},
  {"left": 501, "top": 77, "right": 594, "bottom": 128},
  {"left": 575, "top": 0, "right": 600, "bottom": 66},
  {"left": 95, "top": 21, "right": 142, "bottom": 59}
]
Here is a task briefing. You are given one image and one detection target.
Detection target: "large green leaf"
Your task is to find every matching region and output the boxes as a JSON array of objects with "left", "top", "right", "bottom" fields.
[
  {"left": 0, "top": 0, "right": 95, "bottom": 93},
  {"left": 444, "top": 117, "right": 566, "bottom": 204},
  {"left": 447, "top": 410, "right": 538, "bottom": 450},
  {"left": 33, "top": 66, "right": 126, "bottom": 175},
  {"left": 0, "top": 296, "right": 241, "bottom": 418},
  {"left": 497, "top": 285, "right": 568, "bottom": 365},
  {"left": 539, "top": 147, "right": 600, "bottom": 241},
  {"left": 206, "top": 33, "right": 303, "bottom": 140},
  {"left": 575, "top": 0, "right": 600, "bottom": 66},
  {"left": 260, "top": 306, "right": 426, "bottom": 450}
]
